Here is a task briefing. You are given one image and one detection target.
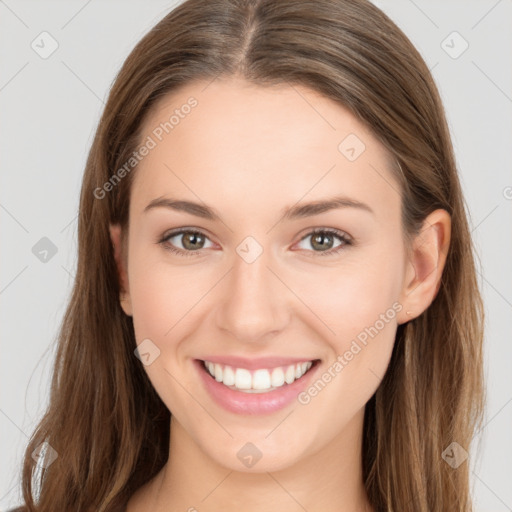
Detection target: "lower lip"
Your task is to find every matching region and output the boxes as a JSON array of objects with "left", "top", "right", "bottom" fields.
[{"left": 194, "top": 359, "right": 320, "bottom": 415}]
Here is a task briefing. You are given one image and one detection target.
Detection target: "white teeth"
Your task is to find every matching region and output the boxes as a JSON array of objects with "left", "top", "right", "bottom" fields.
[
  {"left": 252, "top": 369, "right": 271, "bottom": 390},
  {"left": 271, "top": 367, "right": 285, "bottom": 387},
  {"left": 203, "top": 360, "right": 315, "bottom": 393},
  {"left": 223, "top": 365, "right": 235, "bottom": 386},
  {"left": 285, "top": 365, "right": 296, "bottom": 384},
  {"left": 235, "top": 368, "right": 252, "bottom": 389},
  {"left": 214, "top": 363, "right": 223, "bottom": 382}
]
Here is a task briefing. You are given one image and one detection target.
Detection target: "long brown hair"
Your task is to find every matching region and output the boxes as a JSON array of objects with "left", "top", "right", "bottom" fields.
[{"left": 16, "top": 0, "right": 485, "bottom": 510}]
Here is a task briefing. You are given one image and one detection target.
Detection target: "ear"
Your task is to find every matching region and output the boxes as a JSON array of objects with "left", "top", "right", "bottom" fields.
[
  {"left": 109, "top": 223, "right": 133, "bottom": 317},
  {"left": 397, "top": 209, "right": 451, "bottom": 324}
]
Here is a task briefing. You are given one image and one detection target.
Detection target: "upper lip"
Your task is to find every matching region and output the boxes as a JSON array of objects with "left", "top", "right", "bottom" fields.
[{"left": 197, "top": 355, "right": 319, "bottom": 371}]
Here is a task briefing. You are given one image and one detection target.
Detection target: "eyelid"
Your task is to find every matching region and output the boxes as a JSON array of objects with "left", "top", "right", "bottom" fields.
[{"left": 296, "top": 226, "right": 352, "bottom": 242}]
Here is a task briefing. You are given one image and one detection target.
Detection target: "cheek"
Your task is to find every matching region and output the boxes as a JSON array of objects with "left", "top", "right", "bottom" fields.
[
  {"left": 127, "top": 256, "right": 198, "bottom": 410},
  {"left": 127, "top": 251, "right": 181, "bottom": 339},
  {"left": 127, "top": 250, "right": 218, "bottom": 343},
  {"left": 304, "top": 244, "right": 403, "bottom": 408},
  {"left": 293, "top": 244, "right": 404, "bottom": 340},
  {"left": 296, "top": 244, "right": 403, "bottom": 403}
]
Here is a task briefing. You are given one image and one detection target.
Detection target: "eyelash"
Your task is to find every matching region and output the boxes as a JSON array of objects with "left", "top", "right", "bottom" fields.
[{"left": 158, "top": 227, "right": 352, "bottom": 258}]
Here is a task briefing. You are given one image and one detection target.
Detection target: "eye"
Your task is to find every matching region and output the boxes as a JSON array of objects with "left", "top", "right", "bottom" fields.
[
  {"left": 158, "top": 229, "right": 214, "bottom": 257},
  {"left": 294, "top": 228, "right": 352, "bottom": 257},
  {"left": 158, "top": 227, "right": 352, "bottom": 258}
]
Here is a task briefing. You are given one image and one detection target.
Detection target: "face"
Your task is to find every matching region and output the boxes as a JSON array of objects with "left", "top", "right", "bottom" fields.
[{"left": 110, "top": 77, "right": 435, "bottom": 473}]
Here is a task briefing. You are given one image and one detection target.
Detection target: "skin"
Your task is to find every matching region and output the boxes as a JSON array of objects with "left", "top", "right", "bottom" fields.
[{"left": 111, "top": 77, "right": 451, "bottom": 512}]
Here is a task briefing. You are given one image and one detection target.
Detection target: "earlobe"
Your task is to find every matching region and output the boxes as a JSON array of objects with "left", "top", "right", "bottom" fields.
[
  {"left": 109, "top": 223, "right": 133, "bottom": 317},
  {"left": 397, "top": 209, "right": 451, "bottom": 324}
]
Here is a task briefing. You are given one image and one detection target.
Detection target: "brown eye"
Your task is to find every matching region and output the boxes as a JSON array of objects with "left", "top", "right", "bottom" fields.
[
  {"left": 296, "top": 228, "right": 352, "bottom": 256},
  {"left": 181, "top": 231, "right": 206, "bottom": 250},
  {"left": 159, "top": 229, "right": 213, "bottom": 256},
  {"left": 310, "top": 232, "right": 335, "bottom": 251}
]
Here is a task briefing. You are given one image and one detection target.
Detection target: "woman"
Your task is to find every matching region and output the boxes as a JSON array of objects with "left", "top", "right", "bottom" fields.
[{"left": 13, "top": 0, "right": 485, "bottom": 510}]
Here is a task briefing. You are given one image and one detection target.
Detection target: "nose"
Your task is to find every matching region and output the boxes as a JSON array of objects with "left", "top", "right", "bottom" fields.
[{"left": 215, "top": 248, "right": 291, "bottom": 344}]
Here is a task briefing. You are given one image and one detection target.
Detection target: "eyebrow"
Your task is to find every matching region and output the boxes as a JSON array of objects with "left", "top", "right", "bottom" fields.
[{"left": 143, "top": 195, "right": 374, "bottom": 222}]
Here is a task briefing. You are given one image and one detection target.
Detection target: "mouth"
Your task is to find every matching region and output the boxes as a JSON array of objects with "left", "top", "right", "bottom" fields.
[
  {"left": 200, "top": 358, "right": 320, "bottom": 393},
  {"left": 194, "top": 357, "right": 321, "bottom": 415}
]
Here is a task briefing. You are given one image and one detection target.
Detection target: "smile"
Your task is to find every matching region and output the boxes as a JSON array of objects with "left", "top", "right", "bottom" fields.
[
  {"left": 203, "top": 359, "right": 314, "bottom": 393},
  {"left": 194, "top": 358, "right": 321, "bottom": 415}
]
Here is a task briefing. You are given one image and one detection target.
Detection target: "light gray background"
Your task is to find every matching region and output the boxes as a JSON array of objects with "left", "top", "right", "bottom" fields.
[{"left": 1, "top": 1, "right": 511, "bottom": 510}]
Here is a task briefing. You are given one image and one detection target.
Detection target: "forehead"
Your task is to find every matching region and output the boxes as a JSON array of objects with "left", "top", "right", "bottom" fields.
[{"left": 131, "top": 77, "right": 400, "bottom": 225}]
